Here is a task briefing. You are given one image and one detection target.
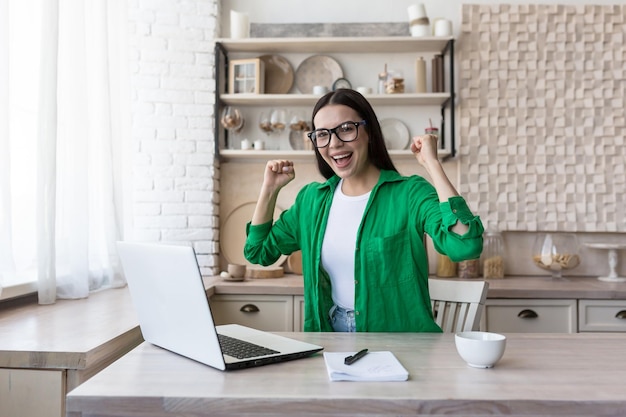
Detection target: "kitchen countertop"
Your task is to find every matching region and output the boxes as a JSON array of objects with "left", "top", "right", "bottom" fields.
[
  {"left": 0, "top": 286, "right": 143, "bottom": 394},
  {"left": 0, "top": 287, "right": 141, "bottom": 371},
  {"left": 484, "top": 275, "right": 626, "bottom": 299},
  {"left": 210, "top": 274, "right": 626, "bottom": 300}
]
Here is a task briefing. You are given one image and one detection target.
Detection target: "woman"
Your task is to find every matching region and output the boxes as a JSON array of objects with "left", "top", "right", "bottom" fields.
[{"left": 244, "top": 89, "right": 484, "bottom": 332}]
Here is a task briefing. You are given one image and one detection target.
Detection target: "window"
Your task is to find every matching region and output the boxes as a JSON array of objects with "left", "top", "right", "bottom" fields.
[
  {"left": 1, "top": 0, "right": 42, "bottom": 298},
  {"left": 1, "top": 0, "right": 130, "bottom": 302}
]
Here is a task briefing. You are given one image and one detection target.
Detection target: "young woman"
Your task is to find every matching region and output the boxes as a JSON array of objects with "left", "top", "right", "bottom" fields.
[{"left": 244, "top": 89, "right": 484, "bottom": 332}]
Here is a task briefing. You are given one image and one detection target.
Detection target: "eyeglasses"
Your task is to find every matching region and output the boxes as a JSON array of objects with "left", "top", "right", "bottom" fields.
[{"left": 307, "top": 120, "right": 367, "bottom": 148}]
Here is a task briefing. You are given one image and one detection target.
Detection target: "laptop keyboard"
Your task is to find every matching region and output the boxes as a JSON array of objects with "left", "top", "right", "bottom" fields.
[{"left": 218, "top": 334, "right": 280, "bottom": 359}]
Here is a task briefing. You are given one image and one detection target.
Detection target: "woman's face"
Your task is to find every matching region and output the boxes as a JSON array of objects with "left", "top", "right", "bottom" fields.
[{"left": 313, "top": 104, "right": 370, "bottom": 180}]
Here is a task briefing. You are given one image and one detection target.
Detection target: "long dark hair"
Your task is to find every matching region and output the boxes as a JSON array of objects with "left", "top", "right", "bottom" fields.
[{"left": 310, "top": 88, "right": 398, "bottom": 179}]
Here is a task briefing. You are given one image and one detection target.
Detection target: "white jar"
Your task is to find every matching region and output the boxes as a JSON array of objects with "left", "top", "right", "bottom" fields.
[
  {"left": 407, "top": 4, "right": 427, "bottom": 21},
  {"left": 410, "top": 24, "right": 431, "bottom": 37},
  {"left": 434, "top": 19, "right": 453, "bottom": 37}
]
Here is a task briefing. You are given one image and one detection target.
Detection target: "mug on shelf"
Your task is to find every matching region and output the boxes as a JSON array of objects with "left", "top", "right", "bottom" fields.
[
  {"left": 240, "top": 138, "right": 252, "bottom": 150},
  {"left": 312, "top": 85, "right": 329, "bottom": 95},
  {"left": 434, "top": 19, "right": 453, "bottom": 37}
]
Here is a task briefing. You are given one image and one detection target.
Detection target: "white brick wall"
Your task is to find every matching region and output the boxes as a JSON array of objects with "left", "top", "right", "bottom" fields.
[{"left": 127, "top": 0, "right": 221, "bottom": 276}]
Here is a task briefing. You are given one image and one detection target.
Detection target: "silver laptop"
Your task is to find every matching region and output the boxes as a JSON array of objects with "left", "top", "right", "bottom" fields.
[{"left": 117, "top": 241, "right": 323, "bottom": 371}]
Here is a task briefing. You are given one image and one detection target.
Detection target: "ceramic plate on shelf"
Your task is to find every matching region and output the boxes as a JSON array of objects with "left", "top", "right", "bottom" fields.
[
  {"left": 295, "top": 55, "right": 343, "bottom": 94},
  {"left": 380, "top": 118, "right": 410, "bottom": 150},
  {"left": 258, "top": 54, "right": 294, "bottom": 94},
  {"left": 289, "top": 130, "right": 308, "bottom": 150},
  {"left": 220, "top": 202, "right": 287, "bottom": 268}
]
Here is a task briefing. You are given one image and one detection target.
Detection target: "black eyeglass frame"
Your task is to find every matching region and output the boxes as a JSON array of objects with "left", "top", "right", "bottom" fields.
[{"left": 307, "top": 120, "right": 367, "bottom": 148}]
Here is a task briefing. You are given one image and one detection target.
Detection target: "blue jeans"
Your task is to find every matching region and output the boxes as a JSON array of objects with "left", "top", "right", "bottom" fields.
[{"left": 329, "top": 305, "right": 356, "bottom": 332}]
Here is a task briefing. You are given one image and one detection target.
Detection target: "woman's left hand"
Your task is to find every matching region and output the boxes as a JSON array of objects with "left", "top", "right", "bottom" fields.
[{"left": 410, "top": 134, "right": 439, "bottom": 166}]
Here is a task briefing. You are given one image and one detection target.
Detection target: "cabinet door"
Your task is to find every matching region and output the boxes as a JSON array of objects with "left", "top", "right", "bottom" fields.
[
  {"left": 210, "top": 294, "right": 294, "bottom": 331},
  {"left": 484, "top": 299, "right": 577, "bottom": 333},
  {"left": 293, "top": 295, "right": 305, "bottom": 332},
  {"left": 579, "top": 299, "right": 626, "bottom": 332},
  {"left": 0, "top": 368, "right": 65, "bottom": 417}
]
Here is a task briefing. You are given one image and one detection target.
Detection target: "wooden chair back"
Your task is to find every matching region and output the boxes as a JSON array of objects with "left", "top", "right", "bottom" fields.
[{"left": 428, "top": 278, "right": 489, "bottom": 332}]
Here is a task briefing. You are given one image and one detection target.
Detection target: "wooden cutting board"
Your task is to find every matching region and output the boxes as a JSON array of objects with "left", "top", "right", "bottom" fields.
[
  {"left": 245, "top": 266, "right": 284, "bottom": 279},
  {"left": 286, "top": 251, "right": 303, "bottom": 275}
]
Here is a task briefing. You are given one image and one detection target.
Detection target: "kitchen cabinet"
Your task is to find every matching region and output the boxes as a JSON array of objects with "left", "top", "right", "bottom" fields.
[
  {"left": 484, "top": 298, "right": 626, "bottom": 333},
  {"left": 210, "top": 294, "right": 306, "bottom": 332},
  {"left": 208, "top": 276, "right": 626, "bottom": 334},
  {"left": 578, "top": 299, "right": 626, "bottom": 332},
  {"left": 293, "top": 295, "right": 305, "bottom": 332},
  {"left": 214, "top": 37, "right": 456, "bottom": 161},
  {"left": 483, "top": 299, "right": 578, "bottom": 333},
  {"left": 0, "top": 369, "right": 64, "bottom": 417},
  {"left": 211, "top": 294, "right": 299, "bottom": 331}
]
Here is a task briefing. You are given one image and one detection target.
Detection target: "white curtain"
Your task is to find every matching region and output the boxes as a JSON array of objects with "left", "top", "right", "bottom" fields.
[
  {"left": 0, "top": 0, "right": 9, "bottom": 300},
  {"left": 0, "top": 0, "right": 130, "bottom": 304}
]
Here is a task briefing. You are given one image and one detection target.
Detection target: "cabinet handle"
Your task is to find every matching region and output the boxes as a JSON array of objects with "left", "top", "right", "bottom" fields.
[
  {"left": 616, "top": 310, "right": 626, "bottom": 320},
  {"left": 240, "top": 304, "right": 260, "bottom": 313},
  {"left": 518, "top": 309, "right": 538, "bottom": 319}
]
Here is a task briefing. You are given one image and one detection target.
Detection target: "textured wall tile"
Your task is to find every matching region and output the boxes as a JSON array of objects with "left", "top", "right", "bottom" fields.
[{"left": 459, "top": 4, "right": 626, "bottom": 232}]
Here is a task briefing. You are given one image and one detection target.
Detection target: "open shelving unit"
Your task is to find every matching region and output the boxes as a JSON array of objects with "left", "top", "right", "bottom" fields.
[{"left": 214, "top": 36, "right": 456, "bottom": 162}]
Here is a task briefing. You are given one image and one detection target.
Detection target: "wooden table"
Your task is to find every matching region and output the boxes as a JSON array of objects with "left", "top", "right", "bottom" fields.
[{"left": 66, "top": 332, "right": 626, "bottom": 417}]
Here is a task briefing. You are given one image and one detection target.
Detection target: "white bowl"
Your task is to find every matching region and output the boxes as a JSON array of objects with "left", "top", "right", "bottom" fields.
[{"left": 455, "top": 331, "right": 506, "bottom": 368}]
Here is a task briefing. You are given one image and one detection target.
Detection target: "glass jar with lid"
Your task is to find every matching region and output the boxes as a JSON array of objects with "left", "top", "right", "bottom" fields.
[{"left": 481, "top": 229, "right": 505, "bottom": 279}]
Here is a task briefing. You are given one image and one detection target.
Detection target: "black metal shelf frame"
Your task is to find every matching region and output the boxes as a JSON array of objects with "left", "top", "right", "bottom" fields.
[{"left": 442, "top": 39, "right": 455, "bottom": 159}]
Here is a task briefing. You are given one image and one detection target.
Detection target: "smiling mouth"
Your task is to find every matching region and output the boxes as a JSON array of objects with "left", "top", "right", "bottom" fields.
[{"left": 332, "top": 152, "right": 352, "bottom": 168}]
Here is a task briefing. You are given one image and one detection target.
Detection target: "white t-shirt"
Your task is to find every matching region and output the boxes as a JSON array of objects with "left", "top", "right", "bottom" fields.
[{"left": 321, "top": 180, "right": 370, "bottom": 310}]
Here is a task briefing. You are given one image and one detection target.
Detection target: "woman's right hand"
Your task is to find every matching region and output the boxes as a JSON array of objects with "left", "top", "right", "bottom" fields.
[
  {"left": 252, "top": 160, "right": 295, "bottom": 226},
  {"left": 263, "top": 159, "right": 295, "bottom": 192}
]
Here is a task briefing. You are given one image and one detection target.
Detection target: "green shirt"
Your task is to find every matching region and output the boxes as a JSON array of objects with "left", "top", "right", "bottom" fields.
[{"left": 245, "top": 170, "right": 484, "bottom": 332}]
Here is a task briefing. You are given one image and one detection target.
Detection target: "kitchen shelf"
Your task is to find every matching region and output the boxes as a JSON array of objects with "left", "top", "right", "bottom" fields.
[
  {"left": 220, "top": 93, "right": 451, "bottom": 107},
  {"left": 214, "top": 36, "right": 456, "bottom": 160},
  {"left": 219, "top": 148, "right": 452, "bottom": 163},
  {"left": 215, "top": 36, "right": 453, "bottom": 54}
]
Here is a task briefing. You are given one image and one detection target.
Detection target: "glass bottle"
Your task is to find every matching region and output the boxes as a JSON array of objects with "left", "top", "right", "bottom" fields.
[
  {"left": 425, "top": 126, "right": 438, "bottom": 138},
  {"left": 377, "top": 64, "right": 388, "bottom": 94},
  {"left": 481, "top": 229, "right": 505, "bottom": 279}
]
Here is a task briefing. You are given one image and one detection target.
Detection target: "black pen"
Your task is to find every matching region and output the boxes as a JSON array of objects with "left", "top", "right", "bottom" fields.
[{"left": 344, "top": 348, "right": 369, "bottom": 365}]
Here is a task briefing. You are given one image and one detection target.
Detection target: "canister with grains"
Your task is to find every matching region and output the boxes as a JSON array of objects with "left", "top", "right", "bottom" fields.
[
  {"left": 436, "top": 254, "right": 457, "bottom": 278},
  {"left": 481, "top": 230, "right": 505, "bottom": 279},
  {"left": 458, "top": 259, "right": 480, "bottom": 278}
]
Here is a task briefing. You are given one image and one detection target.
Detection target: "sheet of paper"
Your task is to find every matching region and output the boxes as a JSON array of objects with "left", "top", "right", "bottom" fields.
[{"left": 323, "top": 351, "right": 409, "bottom": 382}]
